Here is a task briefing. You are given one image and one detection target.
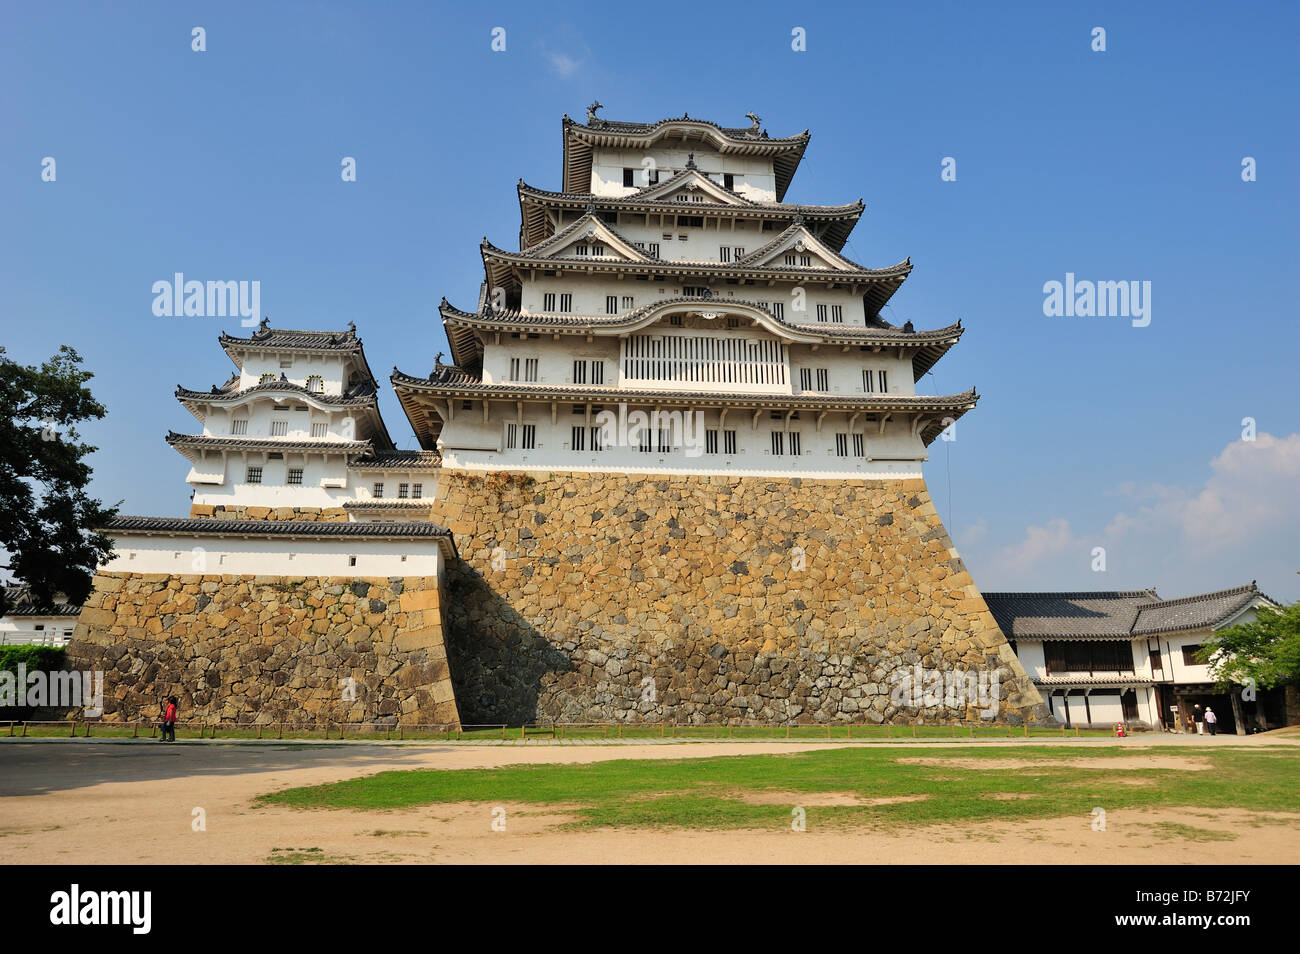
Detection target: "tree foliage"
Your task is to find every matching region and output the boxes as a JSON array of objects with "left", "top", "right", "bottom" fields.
[
  {"left": 1197, "top": 601, "right": 1300, "bottom": 690},
  {"left": 0, "top": 346, "right": 117, "bottom": 616}
]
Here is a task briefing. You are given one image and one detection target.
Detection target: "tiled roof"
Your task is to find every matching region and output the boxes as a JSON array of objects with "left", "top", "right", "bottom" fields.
[
  {"left": 565, "top": 113, "right": 809, "bottom": 144},
  {"left": 1032, "top": 675, "right": 1155, "bottom": 687},
  {"left": 481, "top": 235, "right": 907, "bottom": 281},
  {"left": 985, "top": 584, "right": 1277, "bottom": 641},
  {"left": 2, "top": 584, "right": 81, "bottom": 617},
  {"left": 218, "top": 323, "right": 362, "bottom": 353},
  {"left": 165, "top": 431, "right": 371, "bottom": 456},
  {"left": 443, "top": 297, "right": 955, "bottom": 341},
  {"left": 1132, "top": 583, "right": 1275, "bottom": 635},
  {"left": 350, "top": 449, "right": 444, "bottom": 469},
  {"left": 562, "top": 113, "right": 811, "bottom": 203},
  {"left": 519, "top": 184, "right": 862, "bottom": 253},
  {"left": 342, "top": 500, "right": 435, "bottom": 511},
  {"left": 106, "top": 515, "right": 454, "bottom": 539},
  {"left": 983, "top": 591, "right": 1159, "bottom": 639},
  {"left": 175, "top": 380, "right": 378, "bottom": 407}
]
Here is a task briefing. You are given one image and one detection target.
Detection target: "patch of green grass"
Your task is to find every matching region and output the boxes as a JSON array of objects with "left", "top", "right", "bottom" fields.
[
  {"left": 1148, "top": 822, "right": 1237, "bottom": 842},
  {"left": 266, "top": 846, "right": 353, "bottom": 865},
  {"left": 258, "top": 745, "right": 1300, "bottom": 831}
]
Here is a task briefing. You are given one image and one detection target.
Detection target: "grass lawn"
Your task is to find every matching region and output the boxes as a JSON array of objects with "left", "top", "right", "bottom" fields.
[{"left": 257, "top": 744, "right": 1300, "bottom": 831}]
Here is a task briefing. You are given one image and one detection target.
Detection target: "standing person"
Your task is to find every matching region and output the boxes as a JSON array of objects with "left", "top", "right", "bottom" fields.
[
  {"left": 162, "top": 695, "right": 178, "bottom": 742},
  {"left": 1204, "top": 706, "right": 1217, "bottom": 736},
  {"left": 1193, "top": 704, "right": 1204, "bottom": 735}
]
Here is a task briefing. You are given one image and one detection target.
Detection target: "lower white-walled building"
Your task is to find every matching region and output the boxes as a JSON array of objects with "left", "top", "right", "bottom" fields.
[
  {"left": 985, "top": 584, "right": 1282, "bottom": 733},
  {"left": 102, "top": 517, "right": 455, "bottom": 578},
  {"left": 0, "top": 585, "right": 82, "bottom": 646}
]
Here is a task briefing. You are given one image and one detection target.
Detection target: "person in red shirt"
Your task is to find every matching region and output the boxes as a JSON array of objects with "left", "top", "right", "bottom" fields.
[{"left": 161, "top": 696, "right": 178, "bottom": 742}]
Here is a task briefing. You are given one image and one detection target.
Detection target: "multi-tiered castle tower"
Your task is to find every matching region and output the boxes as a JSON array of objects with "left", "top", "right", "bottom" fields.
[{"left": 395, "top": 108, "right": 1048, "bottom": 726}]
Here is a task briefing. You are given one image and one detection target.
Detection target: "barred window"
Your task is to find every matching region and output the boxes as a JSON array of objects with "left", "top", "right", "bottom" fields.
[
  {"left": 572, "top": 425, "right": 586, "bottom": 451},
  {"left": 398, "top": 483, "right": 409, "bottom": 499},
  {"left": 245, "top": 466, "right": 263, "bottom": 484},
  {"left": 412, "top": 483, "right": 422, "bottom": 499},
  {"left": 770, "top": 431, "right": 784, "bottom": 456},
  {"left": 723, "top": 429, "right": 737, "bottom": 454},
  {"left": 543, "top": 293, "right": 556, "bottom": 311},
  {"left": 573, "top": 360, "right": 587, "bottom": 384},
  {"left": 657, "top": 428, "right": 672, "bottom": 453},
  {"left": 310, "top": 422, "right": 327, "bottom": 438},
  {"left": 705, "top": 428, "right": 719, "bottom": 454},
  {"left": 621, "top": 296, "right": 634, "bottom": 310},
  {"left": 591, "top": 361, "right": 604, "bottom": 385},
  {"left": 373, "top": 482, "right": 384, "bottom": 498},
  {"left": 559, "top": 293, "right": 573, "bottom": 312},
  {"left": 835, "top": 433, "right": 849, "bottom": 457},
  {"left": 816, "top": 368, "right": 829, "bottom": 391},
  {"left": 862, "top": 369, "right": 874, "bottom": 393},
  {"left": 522, "top": 424, "right": 536, "bottom": 449},
  {"left": 789, "top": 432, "right": 801, "bottom": 456},
  {"left": 306, "top": 374, "right": 324, "bottom": 393},
  {"left": 831, "top": 305, "right": 844, "bottom": 323},
  {"left": 878, "top": 370, "right": 888, "bottom": 393},
  {"left": 525, "top": 358, "right": 538, "bottom": 382},
  {"left": 505, "top": 423, "right": 518, "bottom": 449},
  {"left": 589, "top": 425, "right": 603, "bottom": 451},
  {"left": 816, "top": 304, "right": 828, "bottom": 322},
  {"left": 230, "top": 419, "right": 248, "bottom": 435},
  {"left": 287, "top": 468, "right": 303, "bottom": 485},
  {"left": 852, "top": 433, "right": 865, "bottom": 457},
  {"left": 607, "top": 295, "right": 618, "bottom": 314}
]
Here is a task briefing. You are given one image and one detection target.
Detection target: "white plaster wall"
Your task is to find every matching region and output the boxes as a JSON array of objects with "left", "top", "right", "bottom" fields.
[
  {"left": 200, "top": 400, "right": 362, "bottom": 441},
  {"left": 103, "top": 533, "right": 444, "bottom": 577},
  {"left": 1163, "top": 631, "right": 1216, "bottom": 684},
  {"left": 518, "top": 276, "right": 871, "bottom": 328},
  {"left": 234, "top": 351, "right": 360, "bottom": 395},
  {"left": 479, "top": 324, "right": 915, "bottom": 398},
  {"left": 0, "top": 615, "right": 78, "bottom": 646},
  {"left": 191, "top": 458, "right": 437, "bottom": 509},
  {"left": 591, "top": 147, "right": 778, "bottom": 202},
  {"left": 438, "top": 404, "right": 927, "bottom": 479}
]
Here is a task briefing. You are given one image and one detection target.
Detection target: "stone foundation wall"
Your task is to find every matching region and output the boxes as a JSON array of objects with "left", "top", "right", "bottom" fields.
[
  {"left": 189, "top": 504, "right": 349, "bottom": 522},
  {"left": 66, "top": 574, "right": 459, "bottom": 726},
  {"left": 431, "top": 471, "right": 1048, "bottom": 726}
]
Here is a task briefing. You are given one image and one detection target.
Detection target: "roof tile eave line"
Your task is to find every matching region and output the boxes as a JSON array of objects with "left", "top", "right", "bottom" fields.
[
  {"left": 517, "top": 180, "right": 864, "bottom": 216},
  {"left": 478, "top": 241, "right": 912, "bottom": 280},
  {"left": 438, "top": 296, "right": 959, "bottom": 341}
]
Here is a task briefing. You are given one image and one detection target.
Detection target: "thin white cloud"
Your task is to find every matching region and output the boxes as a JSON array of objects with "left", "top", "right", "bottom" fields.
[
  {"left": 963, "top": 432, "right": 1300, "bottom": 598},
  {"left": 548, "top": 52, "right": 581, "bottom": 77}
]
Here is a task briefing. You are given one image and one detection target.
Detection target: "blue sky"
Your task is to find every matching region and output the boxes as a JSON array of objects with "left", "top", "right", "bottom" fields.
[{"left": 3, "top": 1, "right": 1297, "bottom": 600}]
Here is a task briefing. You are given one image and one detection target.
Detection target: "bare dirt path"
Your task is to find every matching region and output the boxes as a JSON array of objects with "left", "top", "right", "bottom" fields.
[{"left": 2, "top": 737, "right": 1296, "bottom": 864}]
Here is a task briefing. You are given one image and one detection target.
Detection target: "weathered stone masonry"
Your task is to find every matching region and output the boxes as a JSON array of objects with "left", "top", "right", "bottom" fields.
[
  {"left": 430, "top": 471, "right": 1049, "bottom": 726},
  {"left": 66, "top": 573, "right": 460, "bottom": 726}
]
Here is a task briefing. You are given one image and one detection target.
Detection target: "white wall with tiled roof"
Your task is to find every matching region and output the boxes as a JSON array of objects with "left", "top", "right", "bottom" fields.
[{"left": 104, "top": 531, "right": 444, "bottom": 577}]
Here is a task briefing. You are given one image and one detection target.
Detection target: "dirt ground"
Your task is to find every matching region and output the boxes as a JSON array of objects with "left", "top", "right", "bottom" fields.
[{"left": 2, "top": 734, "right": 1297, "bottom": 864}]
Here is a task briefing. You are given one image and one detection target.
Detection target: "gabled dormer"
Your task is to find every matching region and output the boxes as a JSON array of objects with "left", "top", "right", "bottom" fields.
[
  {"left": 519, "top": 212, "right": 655, "bottom": 263},
  {"left": 737, "top": 223, "right": 869, "bottom": 273},
  {"left": 628, "top": 168, "right": 752, "bottom": 206}
]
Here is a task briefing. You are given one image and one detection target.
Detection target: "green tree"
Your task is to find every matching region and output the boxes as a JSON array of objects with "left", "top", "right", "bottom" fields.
[
  {"left": 0, "top": 346, "right": 117, "bottom": 617},
  {"left": 1196, "top": 601, "right": 1300, "bottom": 691}
]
